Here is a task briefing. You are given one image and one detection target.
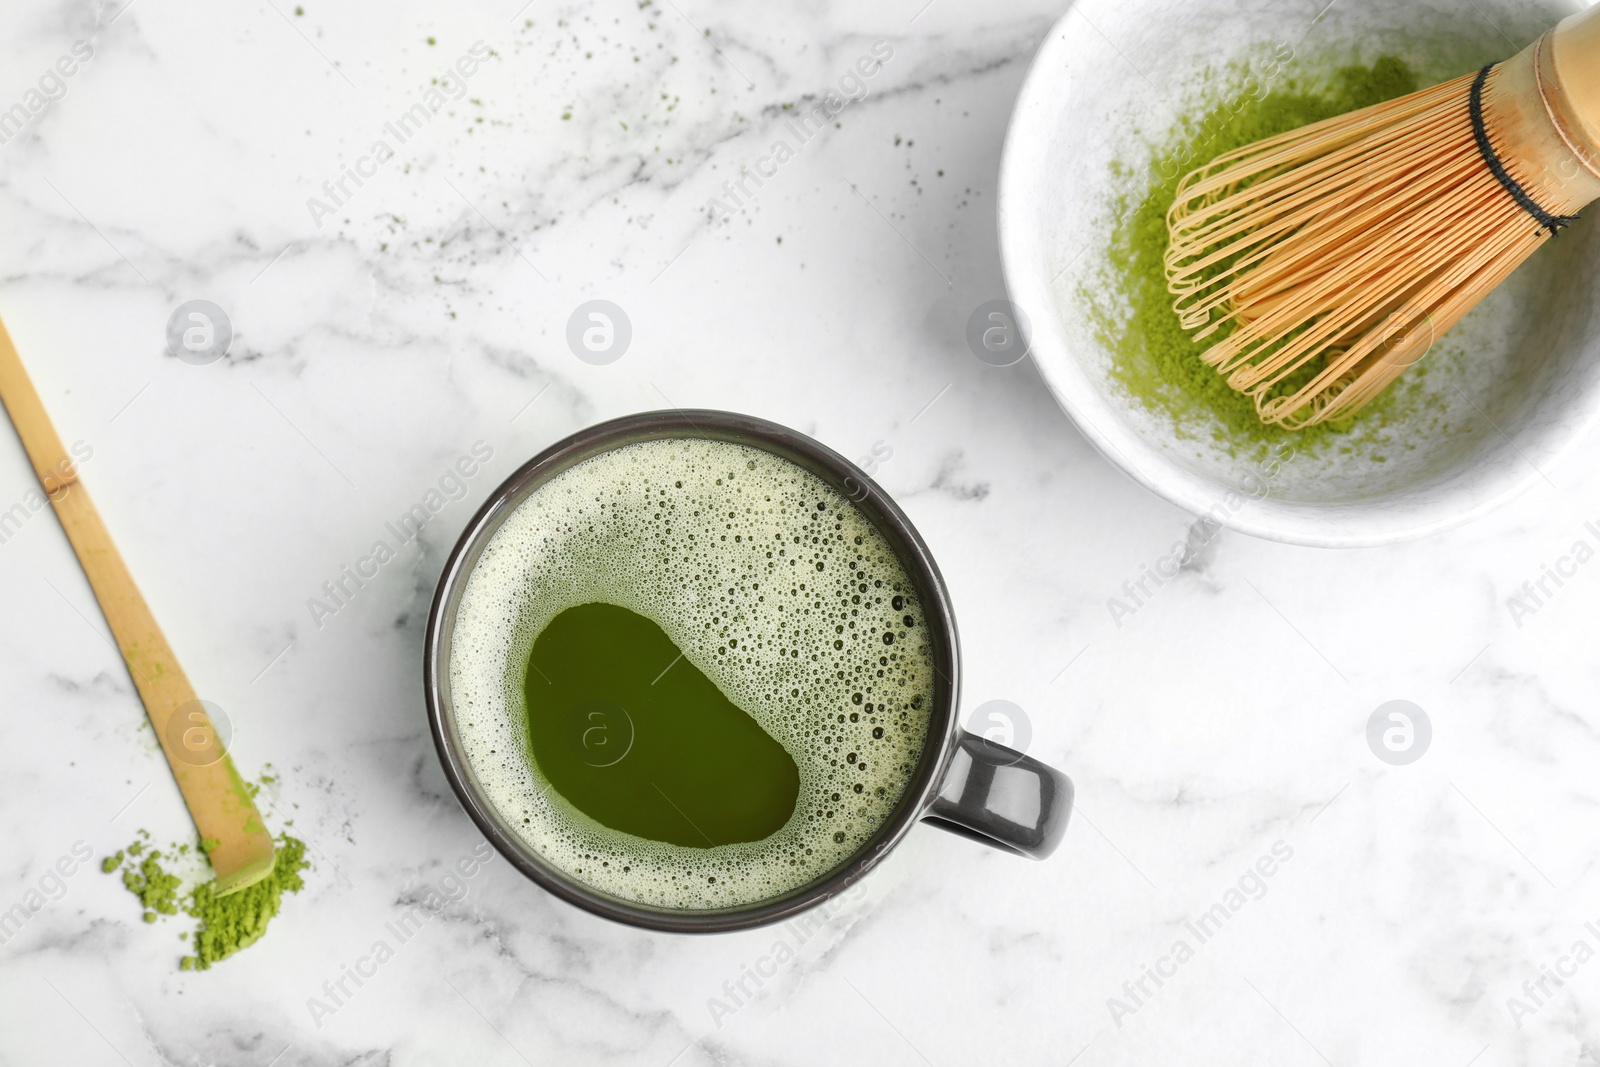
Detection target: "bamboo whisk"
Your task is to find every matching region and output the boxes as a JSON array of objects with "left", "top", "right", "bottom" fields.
[{"left": 1164, "top": 6, "right": 1600, "bottom": 429}]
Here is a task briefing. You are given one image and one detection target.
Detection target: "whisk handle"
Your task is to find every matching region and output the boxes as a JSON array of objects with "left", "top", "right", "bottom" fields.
[{"left": 1550, "top": 4, "right": 1600, "bottom": 157}]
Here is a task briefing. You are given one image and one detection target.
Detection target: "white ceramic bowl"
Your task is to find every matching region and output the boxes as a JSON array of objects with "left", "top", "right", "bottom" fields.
[{"left": 999, "top": 0, "right": 1600, "bottom": 547}]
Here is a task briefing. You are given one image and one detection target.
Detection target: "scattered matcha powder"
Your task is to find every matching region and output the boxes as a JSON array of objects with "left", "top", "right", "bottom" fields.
[
  {"left": 183, "top": 836, "right": 309, "bottom": 971},
  {"left": 116, "top": 832, "right": 183, "bottom": 923},
  {"left": 1094, "top": 56, "right": 1426, "bottom": 453},
  {"left": 104, "top": 823, "right": 310, "bottom": 971}
]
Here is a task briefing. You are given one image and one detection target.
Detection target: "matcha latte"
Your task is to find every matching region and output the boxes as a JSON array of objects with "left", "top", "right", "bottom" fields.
[{"left": 448, "top": 438, "right": 936, "bottom": 911}]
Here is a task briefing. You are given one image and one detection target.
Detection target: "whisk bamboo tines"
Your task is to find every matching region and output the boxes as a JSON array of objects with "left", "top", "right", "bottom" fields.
[{"left": 1164, "top": 5, "right": 1600, "bottom": 430}]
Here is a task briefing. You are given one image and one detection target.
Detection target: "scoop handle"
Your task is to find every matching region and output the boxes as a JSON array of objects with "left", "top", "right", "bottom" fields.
[{"left": 0, "top": 316, "right": 274, "bottom": 895}]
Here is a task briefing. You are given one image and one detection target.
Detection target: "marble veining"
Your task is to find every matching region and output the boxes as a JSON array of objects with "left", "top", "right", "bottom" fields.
[{"left": 2, "top": 0, "right": 1599, "bottom": 1064}]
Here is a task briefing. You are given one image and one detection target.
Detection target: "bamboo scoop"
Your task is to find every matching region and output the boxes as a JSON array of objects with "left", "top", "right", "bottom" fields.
[
  {"left": 0, "top": 316, "right": 274, "bottom": 895},
  {"left": 1164, "top": 4, "right": 1600, "bottom": 429}
]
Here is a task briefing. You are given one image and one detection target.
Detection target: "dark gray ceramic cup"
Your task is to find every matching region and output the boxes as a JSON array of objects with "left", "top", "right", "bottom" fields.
[{"left": 425, "top": 410, "right": 1073, "bottom": 933}]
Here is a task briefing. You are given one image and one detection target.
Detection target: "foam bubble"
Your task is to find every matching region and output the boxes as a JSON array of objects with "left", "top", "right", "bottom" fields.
[{"left": 449, "top": 438, "right": 935, "bottom": 911}]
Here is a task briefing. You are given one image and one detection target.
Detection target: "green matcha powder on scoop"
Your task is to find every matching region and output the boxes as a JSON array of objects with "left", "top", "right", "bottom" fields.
[
  {"left": 104, "top": 828, "right": 309, "bottom": 971},
  {"left": 1096, "top": 56, "right": 1428, "bottom": 452}
]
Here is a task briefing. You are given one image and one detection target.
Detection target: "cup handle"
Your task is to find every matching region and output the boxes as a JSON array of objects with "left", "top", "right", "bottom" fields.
[{"left": 921, "top": 730, "right": 1073, "bottom": 859}]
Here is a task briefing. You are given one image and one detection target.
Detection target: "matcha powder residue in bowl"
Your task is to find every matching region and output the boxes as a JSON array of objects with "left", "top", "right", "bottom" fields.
[
  {"left": 1096, "top": 56, "right": 1426, "bottom": 453},
  {"left": 104, "top": 829, "right": 310, "bottom": 971}
]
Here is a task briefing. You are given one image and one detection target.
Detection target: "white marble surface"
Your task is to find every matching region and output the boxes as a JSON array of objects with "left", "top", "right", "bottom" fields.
[{"left": 1, "top": 1, "right": 1598, "bottom": 1064}]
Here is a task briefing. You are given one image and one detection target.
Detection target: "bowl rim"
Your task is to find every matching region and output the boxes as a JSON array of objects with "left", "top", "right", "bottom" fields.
[{"left": 996, "top": 0, "right": 1596, "bottom": 548}]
